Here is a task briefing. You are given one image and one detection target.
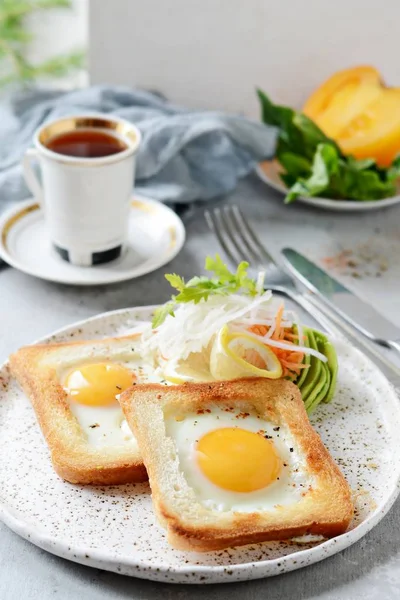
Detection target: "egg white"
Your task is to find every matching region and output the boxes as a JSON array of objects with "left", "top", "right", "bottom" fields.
[
  {"left": 165, "top": 407, "right": 314, "bottom": 513},
  {"left": 61, "top": 356, "right": 163, "bottom": 449}
]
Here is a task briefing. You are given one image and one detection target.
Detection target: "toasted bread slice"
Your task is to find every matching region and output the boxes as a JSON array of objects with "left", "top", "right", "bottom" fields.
[
  {"left": 10, "top": 335, "right": 148, "bottom": 485},
  {"left": 120, "top": 378, "right": 353, "bottom": 552}
]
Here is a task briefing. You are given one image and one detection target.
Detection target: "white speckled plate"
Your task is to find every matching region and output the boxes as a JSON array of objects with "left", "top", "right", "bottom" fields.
[
  {"left": 256, "top": 160, "right": 400, "bottom": 211},
  {"left": 0, "top": 196, "right": 185, "bottom": 285},
  {"left": 1, "top": 306, "right": 400, "bottom": 584}
]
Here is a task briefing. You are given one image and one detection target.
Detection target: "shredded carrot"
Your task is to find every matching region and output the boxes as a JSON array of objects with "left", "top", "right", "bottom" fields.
[
  {"left": 280, "top": 360, "right": 309, "bottom": 370},
  {"left": 248, "top": 312, "right": 307, "bottom": 380},
  {"left": 249, "top": 324, "right": 268, "bottom": 337},
  {"left": 272, "top": 304, "right": 284, "bottom": 340}
]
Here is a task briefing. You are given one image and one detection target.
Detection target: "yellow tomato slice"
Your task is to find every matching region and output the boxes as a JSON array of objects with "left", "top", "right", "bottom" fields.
[
  {"left": 303, "top": 65, "right": 381, "bottom": 121},
  {"left": 337, "top": 89, "right": 400, "bottom": 166},
  {"left": 315, "top": 82, "right": 383, "bottom": 139}
]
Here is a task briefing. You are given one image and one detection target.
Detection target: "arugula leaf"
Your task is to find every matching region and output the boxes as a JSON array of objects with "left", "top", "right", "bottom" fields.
[
  {"left": 204, "top": 254, "right": 234, "bottom": 282},
  {"left": 235, "top": 261, "right": 257, "bottom": 295},
  {"left": 176, "top": 277, "right": 226, "bottom": 304},
  {"left": 165, "top": 273, "right": 185, "bottom": 292},
  {"left": 152, "top": 255, "right": 260, "bottom": 327},
  {"left": 185, "top": 275, "right": 213, "bottom": 287},
  {"left": 152, "top": 300, "right": 176, "bottom": 328},
  {"left": 257, "top": 88, "right": 400, "bottom": 202}
]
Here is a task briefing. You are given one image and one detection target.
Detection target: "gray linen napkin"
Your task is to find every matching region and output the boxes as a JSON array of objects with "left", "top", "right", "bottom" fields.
[{"left": 0, "top": 85, "right": 277, "bottom": 212}]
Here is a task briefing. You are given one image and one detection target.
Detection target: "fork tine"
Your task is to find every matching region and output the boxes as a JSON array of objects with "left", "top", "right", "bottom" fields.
[
  {"left": 204, "top": 209, "right": 240, "bottom": 266},
  {"left": 232, "top": 206, "right": 276, "bottom": 265},
  {"left": 219, "top": 207, "right": 259, "bottom": 265},
  {"left": 224, "top": 206, "right": 265, "bottom": 266}
]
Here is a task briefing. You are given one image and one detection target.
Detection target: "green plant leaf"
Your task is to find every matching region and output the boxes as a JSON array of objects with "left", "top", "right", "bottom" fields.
[
  {"left": 25, "top": 50, "right": 85, "bottom": 79},
  {"left": 0, "top": 1, "right": 85, "bottom": 88}
]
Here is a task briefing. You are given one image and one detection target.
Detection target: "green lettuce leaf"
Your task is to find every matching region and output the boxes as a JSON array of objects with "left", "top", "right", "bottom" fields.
[{"left": 257, "top": 88, "right": 400, "bottom": 202}]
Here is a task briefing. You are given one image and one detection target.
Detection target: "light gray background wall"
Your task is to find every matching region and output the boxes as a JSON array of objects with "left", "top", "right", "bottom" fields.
[{"left": 89, "top": 0, "right": 400, "bottom": 116}]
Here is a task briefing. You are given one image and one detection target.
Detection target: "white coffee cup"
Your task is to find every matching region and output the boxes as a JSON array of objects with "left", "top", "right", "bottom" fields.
[{"left": 22, "top": 115, "right": 141, "bottom": 267}]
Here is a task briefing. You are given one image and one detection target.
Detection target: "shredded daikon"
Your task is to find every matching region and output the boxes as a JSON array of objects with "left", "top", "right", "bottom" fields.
[{"left": 140, "top": 286, "right": 328, "bottom": 364}]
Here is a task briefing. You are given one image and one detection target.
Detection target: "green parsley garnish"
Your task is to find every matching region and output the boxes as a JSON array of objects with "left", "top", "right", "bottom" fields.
[{"left": 151, "top": 255, "right": 258, "bottom": 328}]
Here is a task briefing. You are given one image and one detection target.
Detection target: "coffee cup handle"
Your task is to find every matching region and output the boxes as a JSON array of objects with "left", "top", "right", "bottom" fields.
[{"left": 23, "top": 148, "right": 43, "bottom": 203}]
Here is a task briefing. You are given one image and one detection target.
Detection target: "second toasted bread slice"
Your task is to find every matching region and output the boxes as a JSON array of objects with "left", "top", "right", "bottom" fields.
[
  {"left": 10, "top": 334, "right": 155, "bottom": 485},
  {"left": 120, "top": 379, "right": 353, "bottom": 552}
]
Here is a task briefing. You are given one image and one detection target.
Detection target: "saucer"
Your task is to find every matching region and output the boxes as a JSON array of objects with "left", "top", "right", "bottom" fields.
[{"left": 0, "top": 195, "right": 185, "bottom": 285}]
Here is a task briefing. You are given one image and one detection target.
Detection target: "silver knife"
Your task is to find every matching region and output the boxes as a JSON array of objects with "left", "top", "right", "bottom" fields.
[{"left": 281, "top": 247, "right": 400, "bottom": 353}]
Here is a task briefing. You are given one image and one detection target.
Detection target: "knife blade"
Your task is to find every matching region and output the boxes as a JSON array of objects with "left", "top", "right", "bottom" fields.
[{"left": 281, "top": 247, "right": 400, "bottom": 351}]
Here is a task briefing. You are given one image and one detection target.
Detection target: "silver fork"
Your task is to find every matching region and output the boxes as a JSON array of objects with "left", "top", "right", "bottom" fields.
[
  {"left": 204, "top": 204, "right": 400, "bottom": 379},
  {"left": 204, "top": 205, "right": 291, "bottom": 285},
  {"left": 204, "top": 204, "right": 337, "bottom": 319}
]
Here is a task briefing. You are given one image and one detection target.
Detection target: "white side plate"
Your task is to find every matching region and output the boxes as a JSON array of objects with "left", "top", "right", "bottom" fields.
[
  {"left": 256, "top": 161, "right": 400, "bottom": 212},
  {"left": 0, "top": 306, "right": 400, "bottom": 584}
]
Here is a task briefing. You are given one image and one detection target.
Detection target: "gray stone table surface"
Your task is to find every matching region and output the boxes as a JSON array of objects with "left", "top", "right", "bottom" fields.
[{"left": 1, "top": 173, "right": 400, "bottom": 600}]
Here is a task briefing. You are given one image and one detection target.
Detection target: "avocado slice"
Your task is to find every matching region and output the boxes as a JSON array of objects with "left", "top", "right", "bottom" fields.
[
  {"left": 304, "top": 358, "right": 327, "bottom": 411},
  {"left": 298, "top": 329, "right": 322, "bottom": 401},
  {"left": 296, "top": 326, "right": 311, "bottom": 388},
  {"left": 293, "top": 325, "right": 339, "bottom": 411},
  {"left": 307, "top": 362, "right": 330, "bottom": 414},
  {"left": 322, "top": 339, "right": 338, "bottom": 403},
  {"left": 306, "top": 335, "right": 332, "bottom": 413},
  {"left": 312, "top": 330, "right": 338, "bottom": 404}
]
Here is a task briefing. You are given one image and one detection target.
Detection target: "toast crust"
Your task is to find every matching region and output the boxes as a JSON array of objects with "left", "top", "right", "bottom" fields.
[
  {"left": 120, "top": 379, "right": 354, "bottom": 552},
  {"left": 10, "top": 334, "right": 147, "bottom": 485}
]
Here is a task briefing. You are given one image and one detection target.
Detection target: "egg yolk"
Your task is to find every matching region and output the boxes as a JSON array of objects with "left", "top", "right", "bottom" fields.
[
  {"left": 64, "top": 362, "right": 135, "bottom": 406},
  {"left": 197, "top": 427, "right": 281, "bottom": 493}
]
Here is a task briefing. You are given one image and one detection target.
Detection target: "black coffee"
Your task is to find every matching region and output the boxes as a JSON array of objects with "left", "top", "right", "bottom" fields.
[{"left": 46, "top": 129, "right": 127, "bottom": 158}]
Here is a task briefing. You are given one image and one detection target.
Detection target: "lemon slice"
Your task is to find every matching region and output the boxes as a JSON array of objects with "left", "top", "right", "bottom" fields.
[
  {"left": 162, "top": 352, "right": 214, "bottom": 384},
  {"left": 210, "top": 325, "right": 282, "bottom": 380}
]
